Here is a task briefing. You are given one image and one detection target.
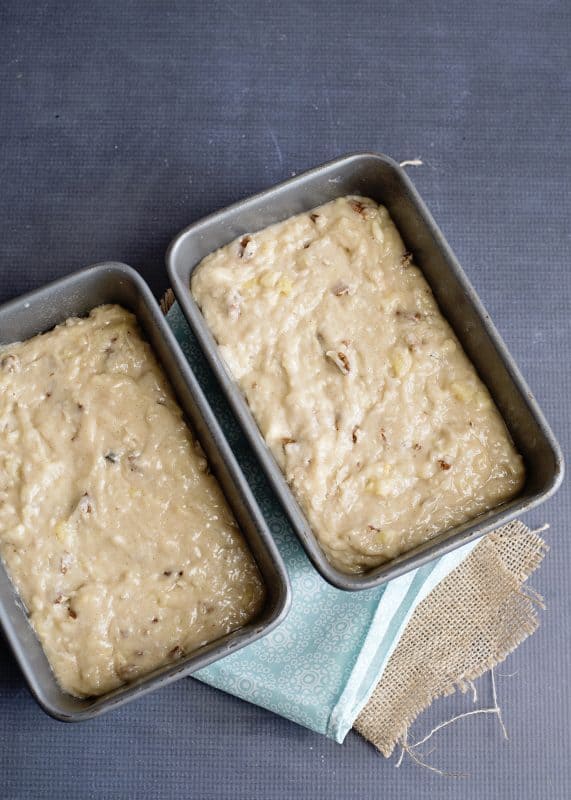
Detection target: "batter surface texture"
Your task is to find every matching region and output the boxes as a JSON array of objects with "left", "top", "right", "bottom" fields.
[
  {"left": 191, "top": 196, "right": 525, "bottom": 573},
  {"left": 0, "top": 305, "right": 264, "bottom": 696}
]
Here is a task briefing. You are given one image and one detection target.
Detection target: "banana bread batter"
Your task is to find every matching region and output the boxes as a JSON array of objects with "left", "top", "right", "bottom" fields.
[
  {"left": 191, "top": 196, "right": 525, "bottom": 573},
  {"left": 0, "top": 305, "right": 264, "bottom": 696}
]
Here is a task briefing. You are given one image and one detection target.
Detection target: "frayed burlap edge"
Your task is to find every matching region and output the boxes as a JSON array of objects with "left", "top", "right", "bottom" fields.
[
  {"left": 160, "top": 288, "right": 176, "bottom": 316},
  {"left": 354, "top": 520, "right": 548, "bottom": 757},
  {"left": 159, "top": 292, "right": 548, "bottom": 759}
]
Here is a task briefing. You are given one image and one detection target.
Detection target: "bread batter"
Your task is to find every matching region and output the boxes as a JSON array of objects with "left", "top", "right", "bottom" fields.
[
  {"left": 191, "top": 196, "right": 525, "bottom": 573},
  {"left": 0, "top": 305, "right": 264, "bottom": 696}
]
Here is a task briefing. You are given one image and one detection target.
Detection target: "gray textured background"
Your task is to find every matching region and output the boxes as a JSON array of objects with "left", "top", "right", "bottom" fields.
[{"left": 0, "top": 1, "right": 569, "bottom": 798}]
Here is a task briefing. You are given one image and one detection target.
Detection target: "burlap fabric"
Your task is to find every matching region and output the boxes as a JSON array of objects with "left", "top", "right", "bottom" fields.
[
  {"left": 354, "top": 520, "right": 547, "bottom": 756},
  {"left": 160, "top": 291, "right": 547, "bottom": 758}
]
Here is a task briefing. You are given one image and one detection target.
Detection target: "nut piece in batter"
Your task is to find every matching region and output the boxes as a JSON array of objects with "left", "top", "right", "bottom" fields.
[
  {"left": 191, "top": 196, "right": 525, "bottom": 573},
  {"left": 0, "top": 305, "right": 265, "bottom": 696}
]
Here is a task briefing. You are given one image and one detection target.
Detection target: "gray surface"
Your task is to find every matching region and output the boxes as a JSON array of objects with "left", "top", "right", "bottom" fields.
[{"left": 0, "top": 1, "right": 569, "bottom": 797}]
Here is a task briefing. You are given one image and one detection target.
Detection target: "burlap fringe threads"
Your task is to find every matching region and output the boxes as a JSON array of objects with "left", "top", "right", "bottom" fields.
[{"left": 354, "top": 521, "right": 548, "bottom": 758}]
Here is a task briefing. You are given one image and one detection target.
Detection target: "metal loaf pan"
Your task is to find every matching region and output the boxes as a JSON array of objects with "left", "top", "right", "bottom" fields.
[
  {"left": 166, "top": 152, "right": 564, "bottom": 591},
  {"left": 0, "top": 262, "right": 291, "bottom": 720}
]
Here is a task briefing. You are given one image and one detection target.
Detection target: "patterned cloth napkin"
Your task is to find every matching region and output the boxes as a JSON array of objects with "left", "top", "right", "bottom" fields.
[{"left": 166, "top": 302, "right": 479, "bottom": 742}]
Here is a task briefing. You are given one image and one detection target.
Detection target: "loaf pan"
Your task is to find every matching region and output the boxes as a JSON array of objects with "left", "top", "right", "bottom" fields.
[
  {"left": 167, "top": 152, "right": 564, "bottom": 591},
  {"left": 0, "top": 262, "right": 291, "bottom": 720}
]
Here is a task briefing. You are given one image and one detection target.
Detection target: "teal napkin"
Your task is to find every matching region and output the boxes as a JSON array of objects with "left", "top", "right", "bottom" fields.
[{"left": 167, "top": 304, "right": 476, "bottom": 743}]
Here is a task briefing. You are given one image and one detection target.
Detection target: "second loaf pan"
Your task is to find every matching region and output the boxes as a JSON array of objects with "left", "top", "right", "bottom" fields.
[
  {"left": 167, "top": 153, "right": 564, "bottom": 591},
  {"left": 0, "top": 262, "right": 291, "bottom": 720}
]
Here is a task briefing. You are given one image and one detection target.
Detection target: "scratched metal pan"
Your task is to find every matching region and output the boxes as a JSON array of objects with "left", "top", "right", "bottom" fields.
[
  {"left": 167, "top": 152, "right": 564, "bottom": 591},
  {"left": 0, "top": 262, "right": 291, "bottom": 721}
]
